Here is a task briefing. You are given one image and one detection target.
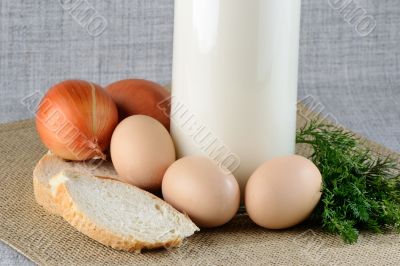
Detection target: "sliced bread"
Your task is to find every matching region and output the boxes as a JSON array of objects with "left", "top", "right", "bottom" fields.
[
  {"left": 33, "top": 152, "right": 119, "bottom": 214},
  {"left": 49, "top": 171, "right": 199, "bottom": 252}
]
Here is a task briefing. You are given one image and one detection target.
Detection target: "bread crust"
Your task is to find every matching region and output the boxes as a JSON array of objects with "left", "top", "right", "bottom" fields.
[
  {"left": 53, "top": 181, "right": 184, "bottom": 252},
  {"left": 33, "top": 154, "right": 61, "bottom": 215},
  {"left": 33, "top": 174, "right": 60, "bottom": 215},
  {"left": 33, "top": 153, "right": 118, "bottom": 215},
  {"left": 33, "top": 153, "right": 198, "bottom": 252}
]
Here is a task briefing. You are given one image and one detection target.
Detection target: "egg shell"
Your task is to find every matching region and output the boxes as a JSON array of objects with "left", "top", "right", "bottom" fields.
[
  {"left": 162, "top": 156, "right": 240, "bottom": 228},
  {"left": 110, "top": 115, "right": 175, "bottom": 191},
  {"left": 245, "top": 155, "right": 322, "bottom": 229}
]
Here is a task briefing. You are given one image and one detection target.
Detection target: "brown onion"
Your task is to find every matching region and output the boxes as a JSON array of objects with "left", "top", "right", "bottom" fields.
[
  {"left": 106, "top": 79, "right": 171, "bottom": 130},
  {"left": 35, "top": 80, "right": 118, "bottom": 161}
]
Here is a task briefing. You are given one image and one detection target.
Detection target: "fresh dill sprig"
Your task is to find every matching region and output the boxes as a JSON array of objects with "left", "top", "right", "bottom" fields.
[{"left": 296, "top": 120, "right": 400, "bottom": 243}]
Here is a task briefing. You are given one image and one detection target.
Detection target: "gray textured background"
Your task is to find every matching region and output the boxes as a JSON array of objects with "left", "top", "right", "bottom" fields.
[{"left": 0, "top": 0, "right": 399, "bottom": 264}]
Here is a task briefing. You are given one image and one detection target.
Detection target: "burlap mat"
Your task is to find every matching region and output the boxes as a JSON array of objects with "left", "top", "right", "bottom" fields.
[{"left": 1, "top": 105, "right": 399, "bottom": 266}]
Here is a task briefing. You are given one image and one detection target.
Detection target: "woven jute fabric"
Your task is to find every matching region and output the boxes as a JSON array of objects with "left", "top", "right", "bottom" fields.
[{"left": 0, "top": 105, "right": 399, "bottom": 266}]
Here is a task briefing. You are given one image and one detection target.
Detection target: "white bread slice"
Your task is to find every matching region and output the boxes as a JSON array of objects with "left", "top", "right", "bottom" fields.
[
  {"left": 49, "top": 171, "right": 199, "bottom": 252},
  {"left": 33, "top": 152, "right": 119, "bottom": 215}
]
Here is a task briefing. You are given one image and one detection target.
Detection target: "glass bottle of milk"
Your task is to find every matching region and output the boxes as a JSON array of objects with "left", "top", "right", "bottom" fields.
[{"left": 170, "top": 0, "right": 301, "bottom": 191}]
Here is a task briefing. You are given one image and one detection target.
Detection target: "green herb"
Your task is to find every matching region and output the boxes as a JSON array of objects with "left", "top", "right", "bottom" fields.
[{"left": 296, "top": 120, "right": 400, "bottom": 243}]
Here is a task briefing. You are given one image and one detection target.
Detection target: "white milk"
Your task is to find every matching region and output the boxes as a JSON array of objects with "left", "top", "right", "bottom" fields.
[{"left": 171, "top": 0, "right": 301, "bottom": 191}]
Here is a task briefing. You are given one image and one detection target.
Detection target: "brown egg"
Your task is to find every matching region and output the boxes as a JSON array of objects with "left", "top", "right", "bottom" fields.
[
  {"left": 110, "top": 115, "right": 175, "bottom": 191},
  {"left": 106, "top": 79, "right": 171, "bottom": 130},
  {"left": 245, "top": 155, "right": 322, "bottom": 229},
  {"left": 162, "top": 156, "right": 240, "bottom": 228}
]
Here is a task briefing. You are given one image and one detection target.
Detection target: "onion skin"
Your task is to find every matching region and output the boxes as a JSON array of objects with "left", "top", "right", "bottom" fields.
[
  {"left": 105, "top": 79, "right": 171, "bottom": 130},
  {"left": 35, "top": 80, "right": 118, "bottom": 161}
]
